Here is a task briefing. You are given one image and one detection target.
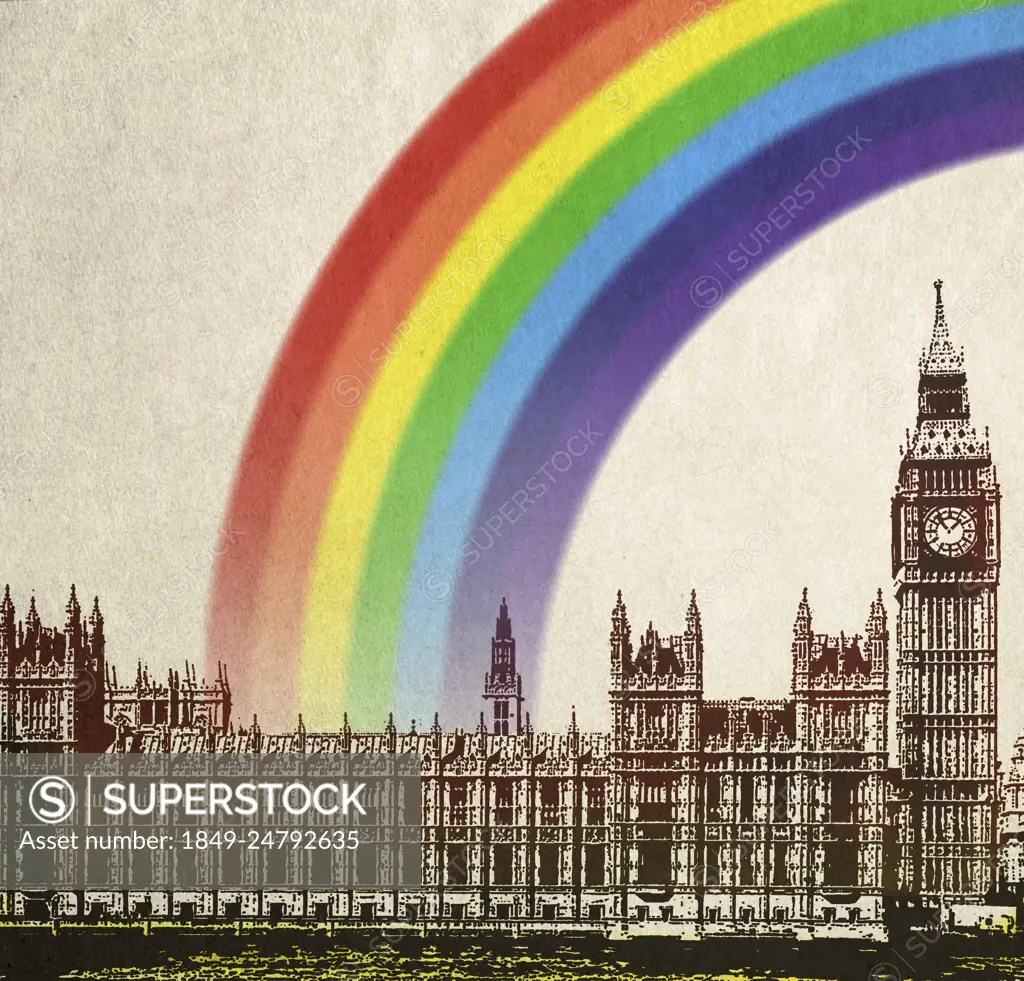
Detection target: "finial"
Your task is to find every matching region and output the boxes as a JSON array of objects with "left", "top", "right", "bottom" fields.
[{"left": 802, "top": 587, "right": 808, "bottom": 600}]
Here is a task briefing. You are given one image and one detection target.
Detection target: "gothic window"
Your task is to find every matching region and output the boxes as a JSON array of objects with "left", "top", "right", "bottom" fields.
[
  {"left": 772, "top": 842, "right": 789, "bottom": 886},
  {"left": 830, "top": 774, "right": 858, "bottom": 824},
  {"left": 703, "top": 844, "right": 722, "bottom": 886},
  {"left": 446, "top": 844, "right": 469, "bottom": 885},
  {"left": 585, "top": 844, "right": 605, "bottom": 886},
  {"left": 494, "top": 780, "right": 513, "bottom": 825},
  {"left": 637, "top": 842, "right": 670, "bottom": 885},
  {"left": 357, "top": 844, "right": 378, "bottom": 886},
  {"left": 538, "top": 844, "right": 559, "bottom": 885},
  {"left": 310, "top": 845, "right": 332, "bottom": 886},
  {"left": 492, "top": 844, "right": 513, "bottom": 885},
  {"left": 739, "top": 847, "right": 755, "bottom": 886},
  {"left": 638, "top": 777, "right": 672, "bottom": 822},
  {"left": 585, "top": 780, "right": 605, "bottom": 825},
  {"left": 494, "top": 700, "right": 509, "bottom": 735},
  {"left": 773, "top": 774, "right": 789, "bottom": 822},
  {"left": 540, "top": 779, "right": 560, "bottom": 825},
  {"left": 739, "top": 775, "right": 754, "bottom": 823},
  {"left": 823, "top": 833, "right": 858, "bottom": 886},
  {"left": 706, "top": 774, "right": 722, "bottom": 820},
  {"left": 448, "top": 779, "right": 468, "bottom": 825},
  {"left": 400, "top": 843, "right": 422, "bottom": 886}
]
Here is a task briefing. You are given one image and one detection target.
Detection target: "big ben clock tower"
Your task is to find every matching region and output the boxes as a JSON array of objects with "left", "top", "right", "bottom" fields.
[{"left": 892, "top": 281, "right": 999, "bottom": 903}]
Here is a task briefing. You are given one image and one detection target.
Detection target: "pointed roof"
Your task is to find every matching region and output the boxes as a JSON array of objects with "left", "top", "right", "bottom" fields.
[
  {"left": 870, "top": 587, "right": 885, "bottom": 616},
  {"left": 25, "top": 595, "right": 39, "bottom": 629},
  {"left": 685, "top": 589, "right": 702, "bottom": 635},
  {"left": 793, "top": 587, "right": 812, "bottom": 634},
  {"left": 920, "top": 280, "right": 965, "bottom": 377},
  {"left": 909, "top": 281, "right": 988, "bottom": 461},
  {"left": 610, "top": 589, "right": 631, "bottom": 646},
  {"left": 495, "top": 597, "right": 513, "bottom": 641},
  {"left": 0, "top": 585, "right": 13, "bottom": 626}
]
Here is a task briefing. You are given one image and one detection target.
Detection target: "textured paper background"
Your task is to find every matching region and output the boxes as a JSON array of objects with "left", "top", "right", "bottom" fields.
[
  {"left": 3, "top": 1, "right": 1024, "bottom": 757},
  {"left": 0, "top": 0, "right": 546, "bottom": 706}
]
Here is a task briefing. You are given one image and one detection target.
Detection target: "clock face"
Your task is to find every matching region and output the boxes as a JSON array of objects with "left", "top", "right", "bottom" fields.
[{"left": 923, "top": 506, "right": 977, "bottom": 559}]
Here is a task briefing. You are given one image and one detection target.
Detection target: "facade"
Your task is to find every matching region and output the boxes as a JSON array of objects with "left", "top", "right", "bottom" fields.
[
  {"left": 0, "top": 283, "right": 1017, "bottom": 937},
  {"left": 0, "top": 584, "right": 108, "bottom": 753}
]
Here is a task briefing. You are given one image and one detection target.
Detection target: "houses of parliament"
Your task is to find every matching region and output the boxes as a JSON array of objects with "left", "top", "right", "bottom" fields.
[{"left": 3, "top": 282, "right": 1024, "bottom": 940}]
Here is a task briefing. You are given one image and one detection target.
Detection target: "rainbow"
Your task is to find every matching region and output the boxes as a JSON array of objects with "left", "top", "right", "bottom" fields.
[{"left": 208, "top": 0, "right": 1024, "bottom": 732}]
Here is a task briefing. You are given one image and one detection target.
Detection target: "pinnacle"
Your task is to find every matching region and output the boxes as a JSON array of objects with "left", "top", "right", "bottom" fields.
[{"left": 921, "top": 277, "right": 964, "bottom": 376}]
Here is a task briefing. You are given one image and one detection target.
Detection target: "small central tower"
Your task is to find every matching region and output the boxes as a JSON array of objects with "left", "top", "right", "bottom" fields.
[{"left": 482, "top": 598, "right": 523, "bottom": 735}]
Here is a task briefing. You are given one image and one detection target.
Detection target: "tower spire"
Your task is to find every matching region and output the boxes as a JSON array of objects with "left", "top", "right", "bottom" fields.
[
  {"left": 25, "top": 595, "right": 40, "bottom": 643},
  {"left": 685, "top": 589, "right": 702, "bottom": 638},
  {"left": 0, "top": 585, "right": 14, "bottom": 631},
  {"left": 867, "top": 587, "right": 887, "bottom": 637},
  {"left": 495, "top": 597, "right": 512, "bottom": 641},
  {"left": 919, "top": 278, "right": 964, "bottom": 377},
  {"left": 89, "top": 596, "right": 104, "bottom": 639},
  {"left": 65, "top": 584, "right": 82, "bottom": 646},
  {"left": 484, "top": 594, "right": 523, "bottom": 735},
  {"left": 909, "top": 279, "right": 985, "bottom": 460}
]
